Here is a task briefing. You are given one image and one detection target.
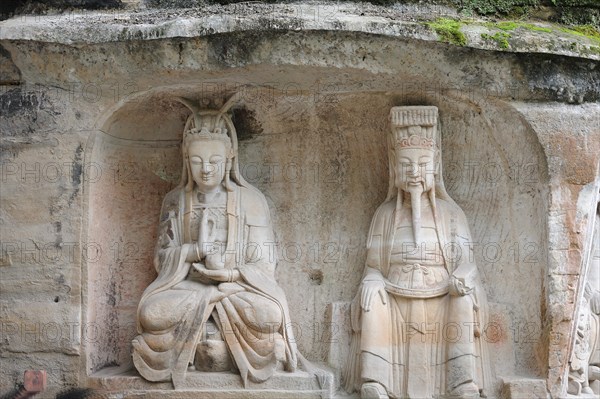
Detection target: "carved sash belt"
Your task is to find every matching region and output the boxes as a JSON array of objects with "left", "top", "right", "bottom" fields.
[{"left": 385, "top": 263, "right": 449, "bottom": 298}]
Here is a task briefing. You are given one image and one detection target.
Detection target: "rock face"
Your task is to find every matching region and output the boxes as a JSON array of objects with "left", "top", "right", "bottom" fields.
[{"left": 0, "top": 2, "right": 599, "bottom": 398}]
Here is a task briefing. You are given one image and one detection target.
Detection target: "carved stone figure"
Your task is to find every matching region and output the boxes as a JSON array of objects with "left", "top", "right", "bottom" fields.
[
  {"left": 132, "top": 96, "right": 298, "bottom": 386},
  {"left": 345, "top": 106, "right": 492, "bottom": 399},
  {"left": 568, "top": 198, "right": 600, "bottom": 396}
]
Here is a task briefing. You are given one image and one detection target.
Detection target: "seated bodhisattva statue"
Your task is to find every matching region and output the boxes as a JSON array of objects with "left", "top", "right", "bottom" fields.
[
  {"left": 132, "top": 96, "right": 298, "bottom": 386},
  {"left": 345, "top": 106, "right": 492, "bottom": 399}
]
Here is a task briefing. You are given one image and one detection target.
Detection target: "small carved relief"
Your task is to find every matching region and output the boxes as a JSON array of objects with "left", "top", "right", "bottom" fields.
[{"left": 568, "top": 198, "right": 600, "bottom": 396}]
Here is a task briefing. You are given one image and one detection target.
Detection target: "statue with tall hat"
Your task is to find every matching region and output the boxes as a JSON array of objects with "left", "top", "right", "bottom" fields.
[
  {"left": 344, "top": 106, "right": 493, "bottom": 399},
  {"left": 132, "top": 94, "right": 299, "bottom": 386}
]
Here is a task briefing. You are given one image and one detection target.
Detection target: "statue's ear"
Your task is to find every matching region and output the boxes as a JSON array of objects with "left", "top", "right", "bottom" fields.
[{"left": 434, "top": 149, "right": 441, "bottom": 175}]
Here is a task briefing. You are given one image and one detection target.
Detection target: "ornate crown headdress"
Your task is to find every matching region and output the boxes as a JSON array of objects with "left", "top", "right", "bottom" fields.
[
  {"left": 390, "top": 106, "right": 438, "bottom": 150},
  {"left": 177, "top": 95, "right": 241, "bottom": 149}
]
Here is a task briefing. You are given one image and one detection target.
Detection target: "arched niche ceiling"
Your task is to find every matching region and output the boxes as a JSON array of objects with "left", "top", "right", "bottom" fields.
[{"left": 100, "top": 91, "right": 190, "bottom": 142}]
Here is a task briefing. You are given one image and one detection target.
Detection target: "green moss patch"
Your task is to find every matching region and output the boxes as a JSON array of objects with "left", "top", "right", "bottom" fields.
[
  {"left": 426, "top": 18, "right": 467, "bottom": 46},
  {"left": 481, "top": 32, "right": 511, "bottom": 48},
  {"left": 486, "top": 21, "right": 552, "bottom": 32},
  {"left": 559, "top": 24, "right": 600, "bottom": 44}
]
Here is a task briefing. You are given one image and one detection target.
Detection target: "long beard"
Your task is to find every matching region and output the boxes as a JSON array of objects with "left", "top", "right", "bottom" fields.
[{"left": 407, "top": 184, "right": 424, "bottom": 245}]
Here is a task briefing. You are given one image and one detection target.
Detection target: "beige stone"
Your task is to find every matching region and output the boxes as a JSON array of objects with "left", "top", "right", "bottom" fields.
[
  {"left": 131, "top": 96, "right": 307, "bottom": 389},
  {"left": 344, "top": 107, "right": 493, "bottom": 398},
  {"left": 501, "top": 377, "right": 549, "bottom": 399}
]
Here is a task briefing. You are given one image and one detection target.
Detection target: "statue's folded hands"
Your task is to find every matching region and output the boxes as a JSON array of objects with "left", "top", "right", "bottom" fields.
[{"left": 192, "top": 262, "right": 241, "bottom": 283}]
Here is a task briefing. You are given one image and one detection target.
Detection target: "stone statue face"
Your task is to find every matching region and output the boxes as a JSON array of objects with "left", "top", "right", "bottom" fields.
[
  {"left": 187, "top": 139, "right": 228, "bottom": 194},
  {"left": 394, "top": 147, "right": 436, "bottom": 193}
]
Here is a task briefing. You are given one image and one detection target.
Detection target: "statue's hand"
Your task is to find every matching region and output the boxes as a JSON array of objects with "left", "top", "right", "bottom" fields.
[
  {"left": 360, "top": 278, "right": 387, "bottom": 312},
  {"left": 449, "top": 275, "right": 472, "bottom": 296},
  {"left": 206, "top": 253, "right": 226, "bottom": 270},
  {"left": 185, "top": 243, "right": 201, "bottom": 263},
  {"left": 193, "top": 263, "right": 240, "bottom": 282}
]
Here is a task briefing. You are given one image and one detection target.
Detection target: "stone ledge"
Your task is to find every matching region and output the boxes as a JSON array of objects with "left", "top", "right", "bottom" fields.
[
  {"left": 88, "top": 366, "right": 334, "bottom": 398},
  {"left": 0, "top": 2, "right": 598, "bottom": 60},
  {"left": 500, "top": 377, "right": 549, "bottom": 399}
]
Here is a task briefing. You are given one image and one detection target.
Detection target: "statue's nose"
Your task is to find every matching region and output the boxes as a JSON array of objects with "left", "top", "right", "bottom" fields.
[
  {"left": 201, "top": 162, "right": 212, "bottom": 174},
  {"left": 408, "top": 163, "right": 419, "bottom": 176}
]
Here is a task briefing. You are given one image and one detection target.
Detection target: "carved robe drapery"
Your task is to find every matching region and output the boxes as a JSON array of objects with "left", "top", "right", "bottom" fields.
[
  {"left": 345, "top": 197, "right": 492, "bottom": 398},
  {"left": 132, "top": 184, "right": 298, "bottom": 386}
]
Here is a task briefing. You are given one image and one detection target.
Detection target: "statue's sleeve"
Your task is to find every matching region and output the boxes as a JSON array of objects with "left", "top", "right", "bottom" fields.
[
  {"left": 450, "top": 206, "right": 479, "bottom": 289},
  {"left": 138, "top": 189, "right": 188, "bottom": 321},
  {"left": 153, "top": 190, "right": 183, "bottom": 274},
  {"left": 364, "top": 202, "right": 390, "bottom": 280},
  {"left": 241, "top": 189, "right": 277, "bottom": 277},
  {"left": 237, "top": 188, "right": 289, "bottom": 315}
]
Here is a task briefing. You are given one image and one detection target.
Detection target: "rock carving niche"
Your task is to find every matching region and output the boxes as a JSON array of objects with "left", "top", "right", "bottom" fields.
[
  {"left": 132, "top": 95, "right": 303, "bottom": 386},
  {"left": 84, "top": 91, "right": 331, "bottom": 395},
  {"left": 83, "top": 86, "right": 549, "bottom": 398},
  {"left": 568, "top": 196, "right": 600, "bottom": 396},
  {"left": 84, "top": 95, "right": 187, "bottom": 376},
  {"left": 344, "top": 106, "right": 493, "bottom": 399}
]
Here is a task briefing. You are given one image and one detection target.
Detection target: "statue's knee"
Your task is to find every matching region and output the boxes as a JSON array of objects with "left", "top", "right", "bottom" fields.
[
  {"left": 266, "top": 300, "right": 283, "bottom": 323},
  {"left": 139, "top": 297, "right": 174, "bottom": 331},
  {"left": 248, "top": 300, "right": 282, "bottom": 332},
  {"left": 139, "top": 303, "right": 160, "bottom": 331},
  {"left": 234, "top": 293, "right": 282, "bottom": 331}
]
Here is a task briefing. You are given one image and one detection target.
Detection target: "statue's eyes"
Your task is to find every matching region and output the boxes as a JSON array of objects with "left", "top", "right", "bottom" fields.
[
  {"left": 210, "top": 156, "right": 223, "bottom": 164},
  {"left": 190, "top": 156, "right": 202, "bottom": 164}
]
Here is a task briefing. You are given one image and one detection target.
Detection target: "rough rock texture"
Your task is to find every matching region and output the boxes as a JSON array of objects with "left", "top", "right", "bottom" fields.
[
  {"left": 513, "top": 103, "right": 600, "bottom": 398},
  {"left": 2, "top": 0, "right": 599, "bottom": 26},
  {"left": 0, "top": 2, "right": 599, "bottom": 398}
]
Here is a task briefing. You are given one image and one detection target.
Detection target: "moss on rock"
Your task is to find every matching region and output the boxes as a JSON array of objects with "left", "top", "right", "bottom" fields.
[
  {"left": 481, "top": 31, "right": 511, "bottom": 48},
  {"left": 559, "top": 24, "right": 600, "bottom": 44},
  {"left": 426, "top": 18, "right": 467, "bottom": 46}
]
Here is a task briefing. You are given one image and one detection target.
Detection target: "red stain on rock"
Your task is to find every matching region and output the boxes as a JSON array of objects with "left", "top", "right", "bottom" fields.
[{"left": 483, "top": 311, "right": 508, "bottom": 345}]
